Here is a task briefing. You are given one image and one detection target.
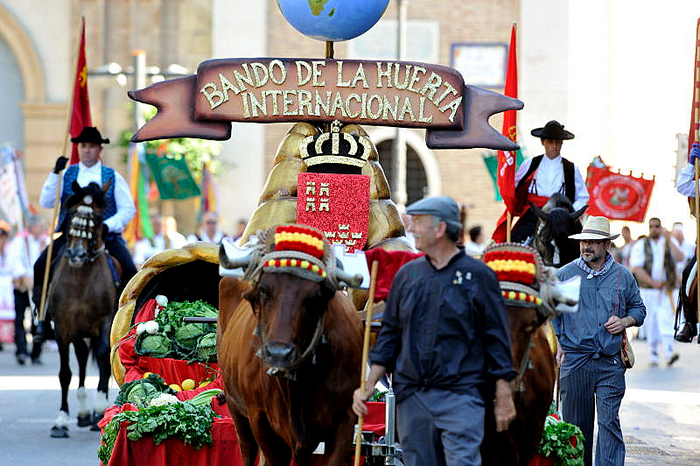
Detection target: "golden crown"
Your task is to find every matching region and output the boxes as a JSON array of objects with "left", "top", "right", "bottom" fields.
[{"left": 299, "top": 121, "right": 372, "bottom": 169}]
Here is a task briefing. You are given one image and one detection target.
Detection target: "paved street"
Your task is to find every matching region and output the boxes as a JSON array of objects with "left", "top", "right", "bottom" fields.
[{"left": 1, "top": 336, "right": 699, "bottom": 465}]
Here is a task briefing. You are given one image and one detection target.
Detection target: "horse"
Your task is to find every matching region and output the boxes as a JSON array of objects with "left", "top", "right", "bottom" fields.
[
  {"left": 481, "top": 244, "right": 579, "bottom": 465},
  {"left": 530, "top": 193, "right": 587, "bottom": 267},
  {"left": 48, "top": 180, "right": 120, "bottom": 437},
  {"left": 217, "top": 225, "right": 363, "bottom": 466}
]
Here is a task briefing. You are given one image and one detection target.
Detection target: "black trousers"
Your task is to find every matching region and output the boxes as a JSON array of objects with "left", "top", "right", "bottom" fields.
[
  {"left": 32, "top": 232, "right": 137, "bottom": 311},
  {"left": 510, "top": 209, "right": 538, "bottom": 243},
  {"left": 14, "top": 290, "right": 42, "bottom": 359}
]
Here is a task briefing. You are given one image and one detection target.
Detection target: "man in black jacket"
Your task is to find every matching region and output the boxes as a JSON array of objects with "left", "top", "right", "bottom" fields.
[{"left": 353, "top": 196, "right": 516, "bottom": 466}]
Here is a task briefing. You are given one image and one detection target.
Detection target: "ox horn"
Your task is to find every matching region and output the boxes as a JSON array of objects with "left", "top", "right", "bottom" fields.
[
  {"left": 334, "top": 268, "right": 363, "bottom": 288},
  {"left": 218, "top": 242, "right": 254, "bottom": 270},
  {"left": 541, "top": 271, "right": 581, "bottom": 314},
  {"left": 569, "top": 204, "right": 588, "bottom": 221},
  {"left": 529, "top": 202, "right": 548, "bottom": 221}
]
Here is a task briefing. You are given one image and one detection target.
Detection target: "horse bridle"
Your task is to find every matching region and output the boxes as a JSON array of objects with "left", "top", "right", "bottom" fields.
[{"left": 66, "top": 202, "right": 105, "bottom": 264}]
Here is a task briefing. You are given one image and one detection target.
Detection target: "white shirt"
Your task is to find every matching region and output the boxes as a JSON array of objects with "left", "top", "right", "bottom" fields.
[
  {"left": 629, "top": 236, "right": 675, "bottom": 282},
  {"left": 515, "top": 155, "right": 589, "bottom": 210},
  {"left": 186, "top": 230, "right": 227, "bottom": 244},
  {"left": 463, "top": 242, "right": 485, "bottom": 257},
  {"left": 676, "top": 164, "right": 696, "bottom": 197},
  {"left": 7, "top": 233, "right": 47, "bottom": 279},
  {"left": 39, "top": 161, "right": 136, "bottom": 233},
  {"left": 133, "top": 232, "right": 187, "bottom": 265}
]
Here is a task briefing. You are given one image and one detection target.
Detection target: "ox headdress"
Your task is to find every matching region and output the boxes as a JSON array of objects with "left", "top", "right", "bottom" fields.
[
  {"left": 219, "top": 224, "right": 362, "bottom": 290},
  {"left": 484, "top": 243, "right": 580, "bottom": 317}
]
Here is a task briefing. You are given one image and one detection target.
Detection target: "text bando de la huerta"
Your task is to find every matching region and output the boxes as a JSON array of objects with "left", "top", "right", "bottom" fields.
[{"left": 199, "top": 60, "right": 463, "bottom": 124}]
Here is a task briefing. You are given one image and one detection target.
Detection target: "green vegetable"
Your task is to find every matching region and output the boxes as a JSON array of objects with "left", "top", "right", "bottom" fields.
[
  {"left": 536, "top": 405, "right": 585, "bottom": 466},
  {"left": 114, "top": 374, "right": 175, "bottom": 407},
  {"left": 134, "top": 300, "right": 219, "bottom": 362},
  {"left": 190, "top": 389, "right": 223, "bottom": 408},
  {"left": 191, "top": 333, "right": 217, "bottom": 363},
  {"left": 98, "top": 401, "right": 217, "bottom": 465},
  {"left": 136, "top": 333, "right": 173, "bottom": 358}
]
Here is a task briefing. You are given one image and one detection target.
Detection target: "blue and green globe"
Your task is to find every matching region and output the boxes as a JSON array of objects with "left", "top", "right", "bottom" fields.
[{"left": 276, "top": 0, "right": 389, "bottom": 42}]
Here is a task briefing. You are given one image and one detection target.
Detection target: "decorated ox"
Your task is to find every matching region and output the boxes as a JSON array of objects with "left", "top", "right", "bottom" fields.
[
  {"left": 530, "top": 193, "right": 587, "bottom": 267},
  {"left": 481, "top": 243, "right": 580, "bottom": 465},
  {"left": 217, "top": 225, "right": 363, "bottom": 466}
]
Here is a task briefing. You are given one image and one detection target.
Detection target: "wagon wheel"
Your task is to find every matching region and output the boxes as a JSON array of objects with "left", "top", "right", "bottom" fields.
[{"left": 109, "top": 242, "right": 219, "bottom": 385}]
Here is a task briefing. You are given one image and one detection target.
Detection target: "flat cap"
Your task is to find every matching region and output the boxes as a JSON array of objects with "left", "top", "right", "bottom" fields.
[{"left": 406, "top": 196, "right": 461, "bottom": 227}]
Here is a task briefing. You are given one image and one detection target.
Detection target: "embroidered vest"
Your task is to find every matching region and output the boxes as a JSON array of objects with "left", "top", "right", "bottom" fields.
[
  {"left": 517, "top": 155, "right": 576, "bottom": 204},
  {"left": 57, "top": 165, "right": 117, "bottom": 231},
  {"left": 642, "top": 237, "right": 677, "bottom": 290}
]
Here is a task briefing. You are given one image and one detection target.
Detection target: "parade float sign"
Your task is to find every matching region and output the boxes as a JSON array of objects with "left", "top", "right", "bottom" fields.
[{"left": 129, "top": 61, "right": 522, "bottom": 151}]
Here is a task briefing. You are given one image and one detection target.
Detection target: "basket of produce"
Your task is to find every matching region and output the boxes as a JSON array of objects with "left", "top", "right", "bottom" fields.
[{"left": 110, "top": 242, "right": 221, "bottom": 386}]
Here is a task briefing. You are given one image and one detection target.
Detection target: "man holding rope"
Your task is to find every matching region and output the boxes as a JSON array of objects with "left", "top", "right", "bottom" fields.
[{"left": 352, "top": 196, "right": 516, "bottom": 466}]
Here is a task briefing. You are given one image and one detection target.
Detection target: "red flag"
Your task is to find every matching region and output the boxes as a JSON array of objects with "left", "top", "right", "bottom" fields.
[
  {"left": 496, "top": 24, "right": 518, "bottom": 212},
  {"left": 69, "top": 19, "right": 92, "bottom": 165},
  {"left": 688, "top": 17, "right": 700, "bottom": 159},
  {"left": 586, "top": 166, "right": 654, "bottom": 222}
]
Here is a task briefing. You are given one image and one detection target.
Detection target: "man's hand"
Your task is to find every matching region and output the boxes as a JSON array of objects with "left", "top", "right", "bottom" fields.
[
  {"left": 555, "top": 343, "right": 564, "bottom": 367},
  {"left": 690, "top": 142, "right": 700, "bottom": 165},
  {"left": 53, "top": 156, "right": 68, "bottom": 174},
  {"left": 352, "top": 386, "right": 374, "bottom": 417},
  {"left": 493, "top": 379, "right": 516, "bottom": 432},
  {"left": 604, "top": 315, "right": 634, "bottom": 335},
  {"left": 352, "top": 364, "right": 387, "bottom": 417}
]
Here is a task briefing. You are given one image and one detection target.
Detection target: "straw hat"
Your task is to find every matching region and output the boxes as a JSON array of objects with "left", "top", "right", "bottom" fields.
[{"left": 569, "top": 216, "right": 619, "bottom": 240}]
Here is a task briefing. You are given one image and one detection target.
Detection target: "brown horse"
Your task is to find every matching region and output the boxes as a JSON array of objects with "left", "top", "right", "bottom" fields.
[
  {"left": 48, "top": 181, "right": 120, "bottom": 437},
  {"left": 217, "top": 236, "right": 362, "bottom": 466}
]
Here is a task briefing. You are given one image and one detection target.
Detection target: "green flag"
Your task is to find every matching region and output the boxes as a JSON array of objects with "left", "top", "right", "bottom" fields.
[
  {"left": 145, "top": 153, "right": 201, "bottom": 200},
  {"left": 482, "top": 150, "right": 524, "bottom": 201}
]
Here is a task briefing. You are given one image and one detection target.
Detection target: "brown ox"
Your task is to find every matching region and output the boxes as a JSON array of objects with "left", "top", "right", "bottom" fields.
[
  {"left": 481, "top": 303, "right": 556, "bottom": 465},
  {"left": 218, "top": 271, "right": 362, "bottom": 466}
]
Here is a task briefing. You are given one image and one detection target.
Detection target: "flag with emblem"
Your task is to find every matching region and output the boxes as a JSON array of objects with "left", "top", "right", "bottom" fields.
[
  {"left": 69, "top": 18, "right": 92, "bottom": 165},
  {"left": 586, "top": 163, "right": 654, "bottom": 222},
  {"left": 496, "top": 23, "right": 518, "bottom": 212}
]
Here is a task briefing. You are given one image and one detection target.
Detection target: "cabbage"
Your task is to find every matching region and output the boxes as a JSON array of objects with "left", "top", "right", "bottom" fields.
[
  {"left": 191, "top": 333, "right": 217, "bottom": 362},
  {"left": 136, "top": 333, "right": 173, "bottom": 358}
]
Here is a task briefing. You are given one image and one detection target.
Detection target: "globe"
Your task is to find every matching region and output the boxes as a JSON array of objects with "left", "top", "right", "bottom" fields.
[{"left": 276, "top": 0, "right": 390, "bottom": 42}]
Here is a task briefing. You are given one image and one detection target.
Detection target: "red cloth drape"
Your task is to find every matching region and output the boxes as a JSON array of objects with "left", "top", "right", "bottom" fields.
[
  {"left": 364, "top": 248, "right": 423, "bottom": 302},
  {"left": 101, "top": 404, "right": 242, "bottom": 466}
]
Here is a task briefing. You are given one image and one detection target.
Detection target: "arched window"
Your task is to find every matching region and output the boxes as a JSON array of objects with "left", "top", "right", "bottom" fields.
[
  {"left": 0, "top": 37, "right": 24, "bottom": 148},
  {"left": 376, "top": 139, "right": 428, "bottom": 206}
]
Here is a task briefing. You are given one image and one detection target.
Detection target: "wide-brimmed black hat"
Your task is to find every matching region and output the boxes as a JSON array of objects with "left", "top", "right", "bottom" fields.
[
  {"left": 530, "top": 120, "right": 574, "bottom": 140},
  {"left": 70, "top": 126, "right": 110, "bottom": 145}
]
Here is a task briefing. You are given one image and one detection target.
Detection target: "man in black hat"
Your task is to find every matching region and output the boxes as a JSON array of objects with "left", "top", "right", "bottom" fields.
[
  {"left": 33, "top": 126, "right": 137, "bottom": 316},
  {"left": 493, "top": 120, "right": 589, "bottom": 243},
  {"left": 353, "top": 196, "right": 516, "bottom": 465}
]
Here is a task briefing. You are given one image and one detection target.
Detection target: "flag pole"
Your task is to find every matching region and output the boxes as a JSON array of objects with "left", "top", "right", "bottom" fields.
[
  {"left": 38, "top": 16, "right": 86, "bottom": 322},
  {"left": 354, "top": 261, "right": 379, "bottom": 466},
  {"left": 506, "top": 212, "right": 511, "bottom": 243},
  {"left": 693, "top": 18, "right": 700, "bottom": 327}
]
